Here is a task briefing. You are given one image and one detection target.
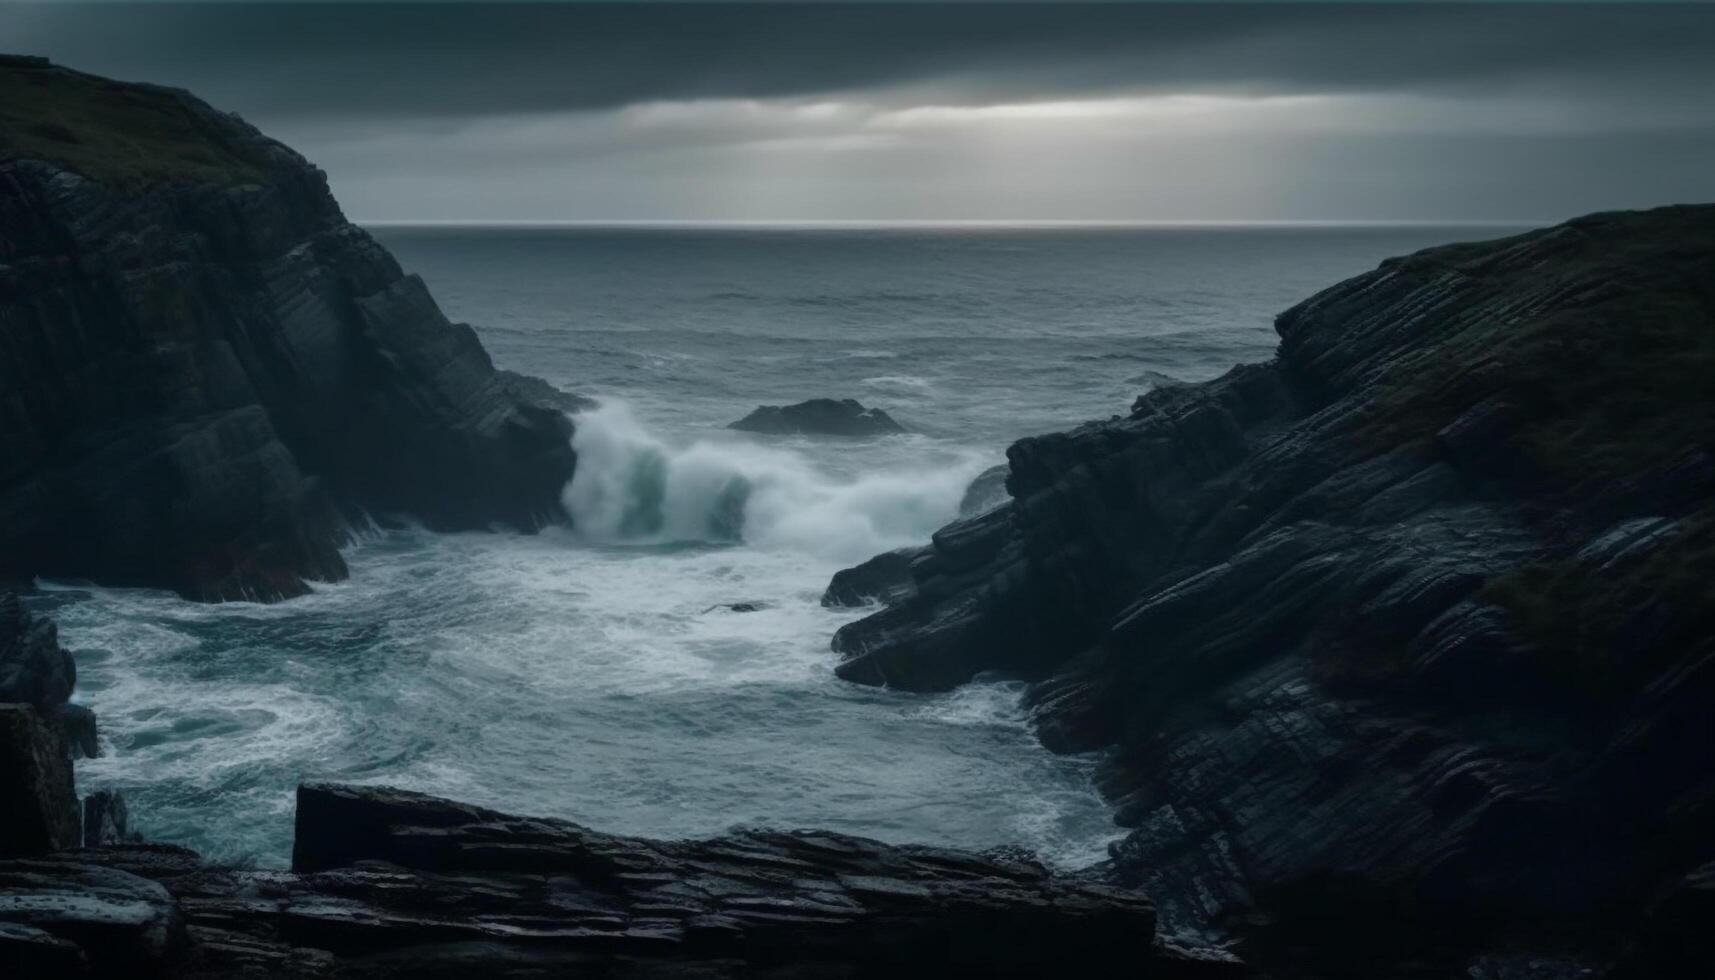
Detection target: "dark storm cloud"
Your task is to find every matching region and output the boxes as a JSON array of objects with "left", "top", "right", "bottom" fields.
[
  {"left": 6, "top": 3, "right": 1714, "bottom": 122},
  {"left": 6, "top": 3, "right": 1712, "bottom": 221}
]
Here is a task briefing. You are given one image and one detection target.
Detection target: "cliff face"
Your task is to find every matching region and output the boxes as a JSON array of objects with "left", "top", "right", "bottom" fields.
[
  {"left": 827, "top": 206, "right": 1715, "bottom": 974},
  {"left": 0, "top": 57, "right": 577, "bottom": 600}
]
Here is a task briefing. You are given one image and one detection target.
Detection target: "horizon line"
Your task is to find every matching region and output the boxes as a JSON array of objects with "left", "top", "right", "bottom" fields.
[{"left": 356, "top": 218, "right": 1547, "bottom": 230}]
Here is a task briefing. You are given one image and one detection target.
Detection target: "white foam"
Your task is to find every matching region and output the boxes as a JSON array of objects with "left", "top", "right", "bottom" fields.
[
  {"left": 563, "top": 401, "right": 984, "bottom": 564},
  {"left": 860, "top": 374, "right": 935, "bottom": 395},
  {"left": 911, "top": 679, "right": 1029, "bottom": 728},
  {"left": 47, "top": 406, "right": 1119, "bottom": 869}
]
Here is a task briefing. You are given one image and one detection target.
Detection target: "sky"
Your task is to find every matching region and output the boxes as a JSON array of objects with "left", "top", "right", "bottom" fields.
[{"left": 5, "top": 1, "right": 1714, "bottom": 222}]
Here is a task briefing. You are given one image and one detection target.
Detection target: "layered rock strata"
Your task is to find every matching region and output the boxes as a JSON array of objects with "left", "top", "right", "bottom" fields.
[
  {"left": 827, "top": 205, "right": 1715, "bottom": 975},
  {"left": 1, "top": 57, "right": 579, "bottom": 600},
  {"left": 0, "top": 783, "right": 1242, "bottom": 978}
]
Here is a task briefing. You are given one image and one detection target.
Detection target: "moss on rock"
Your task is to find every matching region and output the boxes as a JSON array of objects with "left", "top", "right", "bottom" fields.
[{"left": 0, "top": 55, "right": 271, "bottom": 186}]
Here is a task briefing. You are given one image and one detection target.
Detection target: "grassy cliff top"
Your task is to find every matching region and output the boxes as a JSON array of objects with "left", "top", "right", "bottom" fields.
[
  {"left": 0, "top": 55, "right": 275, "bottom": 186},
  {"left": 1319, "top": 204, "right": 1715, "bottom": 490}
]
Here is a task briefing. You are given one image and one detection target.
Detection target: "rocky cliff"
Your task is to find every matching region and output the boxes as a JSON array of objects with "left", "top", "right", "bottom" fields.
[
  {"left": 827, "top": 205, "right": 1715, "bottom": 976},
  {"left": 0, "top": 56, "right": 578, "bottom": 600}
]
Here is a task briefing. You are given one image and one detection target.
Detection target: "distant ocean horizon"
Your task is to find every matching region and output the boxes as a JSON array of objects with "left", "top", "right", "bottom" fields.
[
  {"left": 357, "top": 217, "right": 1548, "bottom": 229},
  {"left": 53, "top": 221, "right": 1534, "bottom": 867}
]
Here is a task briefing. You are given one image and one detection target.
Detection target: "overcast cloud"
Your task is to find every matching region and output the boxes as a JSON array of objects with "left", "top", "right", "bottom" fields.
[{"left": 5, "top": 2, "right": 1713, "bottom": 221}]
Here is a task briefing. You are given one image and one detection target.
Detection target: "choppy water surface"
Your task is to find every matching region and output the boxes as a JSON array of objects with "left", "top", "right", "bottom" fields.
[{"left": 39, "top": 224, "right": 1524, "bottom": 866}]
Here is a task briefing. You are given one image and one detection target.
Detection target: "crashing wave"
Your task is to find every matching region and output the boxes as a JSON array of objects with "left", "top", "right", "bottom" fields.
[{"left": 562, "top": 402, "right": 984, "bottom": 562}]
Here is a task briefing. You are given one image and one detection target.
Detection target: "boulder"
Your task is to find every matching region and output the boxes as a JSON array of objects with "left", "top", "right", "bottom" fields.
[{"left": 728, "top": 398, "right": 905, "bottom": 436}]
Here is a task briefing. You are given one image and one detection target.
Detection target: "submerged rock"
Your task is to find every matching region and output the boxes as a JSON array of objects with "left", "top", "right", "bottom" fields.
[
  {"left": 0, "top": 58, "right": 578, "bottom": 600},
  {"left": 702, "top": 600, "right": 770, "bottom": 613},
  {"left": 729, "top": 398, "right": 906, "bottom": 436},
  {"left": 824, "top": 205, "right": 1715, "bottom": 974},
  {"left": 2, "top": 782, "right": 1234, "bottom": 978}
]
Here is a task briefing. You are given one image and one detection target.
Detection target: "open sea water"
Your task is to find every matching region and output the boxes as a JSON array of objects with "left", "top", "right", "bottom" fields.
[{"left": 33, "top": 223, "right": 1526, "bottom": 867}]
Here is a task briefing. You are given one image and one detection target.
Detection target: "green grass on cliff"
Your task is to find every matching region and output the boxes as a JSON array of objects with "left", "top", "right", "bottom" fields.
[
  {"left": 1481, "top": 507, "right": 1715, "bottom": 695},
  {"left": 1354, "top": 207, "right": 1715, "bottom": 687},
  {"left": 0, "top": 56, "right": 269, "bottom": 186},
  {"left": 1361, "top": 206, "right": 1715, "bottom": 494}
]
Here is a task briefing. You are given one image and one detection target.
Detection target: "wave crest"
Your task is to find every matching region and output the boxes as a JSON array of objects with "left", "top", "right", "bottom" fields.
[{"left": 562, "top": 403, "right": 984, "bottom": 562}]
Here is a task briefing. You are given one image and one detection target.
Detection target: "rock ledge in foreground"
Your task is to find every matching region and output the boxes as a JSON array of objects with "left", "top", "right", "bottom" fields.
[{"left": 1, "top": 782, "right": 1243, "bottom": 978}]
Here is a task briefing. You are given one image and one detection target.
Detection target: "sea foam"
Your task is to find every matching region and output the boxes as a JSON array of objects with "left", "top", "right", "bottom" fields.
[{"left": 563, "top": 402, "right": 983, "bottom": 563}]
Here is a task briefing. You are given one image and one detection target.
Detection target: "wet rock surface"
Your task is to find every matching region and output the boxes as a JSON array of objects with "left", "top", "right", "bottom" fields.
[
  {"left": 1, "top": 592, "right": 88, "bottom": 856},
  {"left": 0, "top": 783, "right": 1232, "bottom": 978},
  {"left": 826, "top": 205, "right": 1715, "bottom": 975},
  {"left": 0, "top": 704, "right": 80, "bottom": 856},
  {"left": 820, "top": 548, "right": 924, "bottom": 608},
  {"left": 958, "top": 463, "right": 1011, "bottom": 516},
  {"left": 81, "top": 790, "right": 137, "bottom": 848},
  {"left": 0, "top": 592, "right": 75, "bottom": 710},
  {"left": 0, "top": 59, "right": 579, "bottom": 600},
  {"left": 729, "top": 398, "right": 905, "bottom": 436}
]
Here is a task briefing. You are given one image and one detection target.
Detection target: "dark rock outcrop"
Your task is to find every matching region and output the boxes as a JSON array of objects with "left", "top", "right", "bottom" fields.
[
  {"left": 821, "top": 547, "right": 923, "bottom": 608},
  {"left": 1608, "top": 862, "right": 1715, "bottom": 979},
  {"left": 0, "top": 58, "right": 579, "bottom": 600},
  {"left": 495, "top": 368, "right": 598, "bottom": 415},
  {"left": 0, "top": 704, "right": 80, "bottom": 856},
  {"left": 82, "top": 790, "right": 136, "bottom": 848},
  {"left": 1, "top": 589, "right": 92, "bottom": 857},
  {"left": 57, "top": 702, "right": 98, "bottom": 760},
  {"left": 729, "top": 398, "right": 905, "bottom": 436},
  {"left": 825, "top": 205, "right": 1715, "bottom": 975},
  {"left": 958, "top": 462, "right": 1011, "bottom": 516},
  {"left": 0, "top": 591, "right": 75, "bottom": 710},
  {"left": 0, "top": 590, "right": 95, "bottom": 753},
  {"left": 0, "top": 783, "right": 1236, "bottom": 978}
]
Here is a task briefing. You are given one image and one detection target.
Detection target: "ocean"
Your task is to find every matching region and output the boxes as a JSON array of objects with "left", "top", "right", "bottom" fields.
[{"left": 35, "top": 223, "right": 1528, "bottom": 867}]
